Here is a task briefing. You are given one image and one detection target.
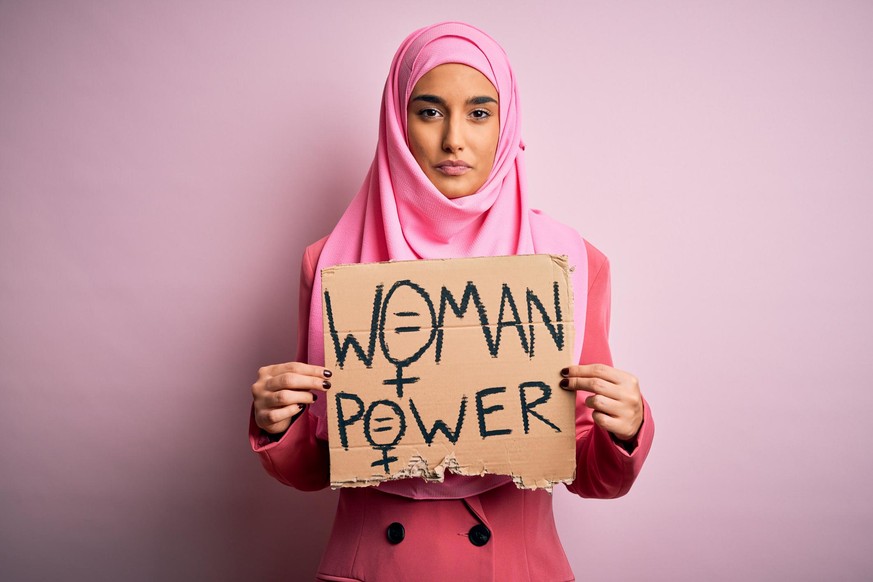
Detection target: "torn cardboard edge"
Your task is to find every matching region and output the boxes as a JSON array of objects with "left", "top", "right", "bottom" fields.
[
  {"left": 329, "top": 453, "right": 577, "bottom": 492},
  {"left": 322, "top": 254, "right": 577, "bottom": 491}
]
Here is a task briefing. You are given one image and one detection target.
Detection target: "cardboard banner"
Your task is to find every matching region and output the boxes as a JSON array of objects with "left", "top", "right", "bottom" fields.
[{"left": 322, "top": 254, "right": 576, "bottom": 490}]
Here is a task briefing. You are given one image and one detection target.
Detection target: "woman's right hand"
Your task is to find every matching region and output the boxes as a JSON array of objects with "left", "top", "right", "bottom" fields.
[{"left": 251, "top": 362, "right": 333, "bottom": 434}]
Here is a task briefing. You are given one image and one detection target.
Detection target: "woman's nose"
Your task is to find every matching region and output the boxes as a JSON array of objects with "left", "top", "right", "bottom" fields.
[{"left": 441, "top": 117, "right": 464, "bottom": 153}]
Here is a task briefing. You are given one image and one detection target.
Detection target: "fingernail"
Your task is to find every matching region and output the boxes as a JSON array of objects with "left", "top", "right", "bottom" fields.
[
  {"left": 560, "top": 368, "right": 569, "bottom": 377},
  {"left": 323, "top": 369, "right": 333, "bottom": 378},
  {"left": 312, "top": 394, "right": 318, "bottom": 402},
  {"left": 323, "top": 380, "right": 331, "bottom": 389},
  {"left": 559, "top": 378, "right": 569, "bottom": 388}
]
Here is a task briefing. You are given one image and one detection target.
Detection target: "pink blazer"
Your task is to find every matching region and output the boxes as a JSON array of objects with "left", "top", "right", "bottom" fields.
[{"left": 250, "top": 238, "right": 654, "bottom": 581}]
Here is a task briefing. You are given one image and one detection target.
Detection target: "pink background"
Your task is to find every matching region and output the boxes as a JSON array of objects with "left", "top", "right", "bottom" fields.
[{"left": 2, "top": 1, "right": 871, "bottom": 580}]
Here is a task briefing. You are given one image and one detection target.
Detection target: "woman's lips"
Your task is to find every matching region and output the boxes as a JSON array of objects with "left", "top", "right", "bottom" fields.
[{"left": 435, "top": 161, "right": 472, "bottom": 176}]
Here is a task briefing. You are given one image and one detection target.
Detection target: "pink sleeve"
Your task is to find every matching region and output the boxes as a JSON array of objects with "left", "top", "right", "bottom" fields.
[
  {"left": 248, "top": 238, "right": 331, "bottom": 491},
  {"left": 565, "top": 242, "right": 655, "bottom": 498}
]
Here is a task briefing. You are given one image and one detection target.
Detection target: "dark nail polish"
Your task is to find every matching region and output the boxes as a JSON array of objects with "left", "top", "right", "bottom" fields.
[
  {"left": 560, "top": 368, "right": 569, "bottom": 377},
  {"left": 323, "top": 380, "right": 331, "bottom": 389},
  {"left": 312, "top": 394, "right": 318, "bottom": 402},
  {"left": 559, "top": 378, "right": 569, "bottom": 388},
  {"left": 323, "top": 369, "right": 333, "bottom": 378}
]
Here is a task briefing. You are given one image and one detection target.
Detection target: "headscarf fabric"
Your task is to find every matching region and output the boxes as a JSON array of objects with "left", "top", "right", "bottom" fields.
[{"left": 305, "top": 22, "right": 588, "bottom": 499}]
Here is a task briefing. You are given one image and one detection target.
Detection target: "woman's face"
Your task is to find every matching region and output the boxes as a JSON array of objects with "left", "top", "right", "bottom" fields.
[{"left": 407, "top": 63, "right": 499, "bottom": 199}]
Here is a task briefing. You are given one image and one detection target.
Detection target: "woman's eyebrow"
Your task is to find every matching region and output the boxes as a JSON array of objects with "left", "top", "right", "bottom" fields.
[
  {"left": 410, "top": 95, "right": 498, "bottom": 106},
  {"left": 411, "top": 94, "right": 445, "bottom": 105}
]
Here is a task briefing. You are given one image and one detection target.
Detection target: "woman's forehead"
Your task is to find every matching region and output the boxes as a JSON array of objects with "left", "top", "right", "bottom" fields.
[{"left": 410, "top": 63, "right": 498, "bottom": 98}]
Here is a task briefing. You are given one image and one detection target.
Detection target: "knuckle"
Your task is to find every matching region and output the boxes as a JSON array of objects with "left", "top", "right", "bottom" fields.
[{"left": 255, "top": 409, "right": 269, "bottom": 426}]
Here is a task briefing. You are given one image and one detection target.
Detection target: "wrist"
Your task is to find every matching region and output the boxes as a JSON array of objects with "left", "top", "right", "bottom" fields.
[{"left": 609, "top": 426, "right": 640, "bottom": 454}]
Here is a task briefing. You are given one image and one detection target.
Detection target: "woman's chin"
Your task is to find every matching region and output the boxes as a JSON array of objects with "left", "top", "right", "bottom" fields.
[{"left": 431, "top": 178, "right": 481, "bottom": 200}]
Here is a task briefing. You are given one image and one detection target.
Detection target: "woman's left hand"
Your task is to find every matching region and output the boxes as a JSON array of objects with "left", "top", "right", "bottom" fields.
[{"left": 560, "top": 364, "right": 643, "bottom": 442}]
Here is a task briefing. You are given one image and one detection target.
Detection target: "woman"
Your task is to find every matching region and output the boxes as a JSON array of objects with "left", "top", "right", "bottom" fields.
[{"left": 250, "top": 22, "right": 654, "bottom": 581}]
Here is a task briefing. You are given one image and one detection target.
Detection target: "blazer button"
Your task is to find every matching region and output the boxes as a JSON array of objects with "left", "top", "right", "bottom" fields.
[
  {"left": 386, "top": 522, "right": 405, "bottom": 545},
  {"left": 468, "top": 524, "right": 491, "bottom": 547}
]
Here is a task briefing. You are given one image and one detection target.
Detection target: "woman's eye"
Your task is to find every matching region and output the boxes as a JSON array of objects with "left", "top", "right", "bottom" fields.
[
  {"left": 419, "top": 108, "right": 441, "bottom": 119},
  {"left": 470, "top": 109, "right": 492, "bottom": 120}
]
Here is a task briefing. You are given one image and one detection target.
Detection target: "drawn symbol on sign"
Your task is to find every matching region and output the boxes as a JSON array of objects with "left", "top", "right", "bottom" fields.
[
  {"left": 364, "top": 400, "right": 407, "bottom": 474},
  {"left": 379, "top": 280, "right": 437, "bottom": 398}
]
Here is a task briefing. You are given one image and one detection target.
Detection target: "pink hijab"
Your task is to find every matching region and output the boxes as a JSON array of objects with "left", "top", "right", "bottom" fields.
[{"left": 306, "top": 22, "right": 588, "bottom": 499}]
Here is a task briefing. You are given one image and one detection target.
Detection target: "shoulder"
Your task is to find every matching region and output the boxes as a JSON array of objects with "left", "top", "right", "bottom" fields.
[
  {"left": 529, "top": 209, "right": 609, "bottom": 283},
  {"left": 529, "top": 208, "right": 579, "bottom": 240},
  {"left": 583, "top": 239, "right": 609, "bottom": 288},
  {"left": 297, "top": 235, "right": 330, "bottom": 291},
  {"left": 301, "top": 235, "right": 330, "bottom": 274},
  {"left": 304, "top": 235, "right": 329, "bottom": 261}
]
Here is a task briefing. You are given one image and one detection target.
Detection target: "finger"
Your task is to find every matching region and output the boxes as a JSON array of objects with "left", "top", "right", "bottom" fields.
[
  {"left": 256, "top": 403, "right": 305, "bottom": 428},
  {"left": 271, "top": 389, "right": 318, "bottom": 408},
  {"left": 559, "top": 376, "right": 621, "bottom": 399},
  {"left": 561, "top": 363, "right": 625, "bottom": 383},
  {"left": 261, "top": 420, "right": 293, "bottom": 435},
  {"left": 584, "top": 393, "right": 621, "bottom": 417},
  {"left": 264, "top": 372, "right": 332, "bottom": 393},
  {"left": 259, "top": 362, "right": 332, "bottom": 380},
  {"left": 591, "top": 410, "right": 621, "bottom": 434},
  {"left": 592, "top": 411, "right": 638, "bottom": 442}
]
